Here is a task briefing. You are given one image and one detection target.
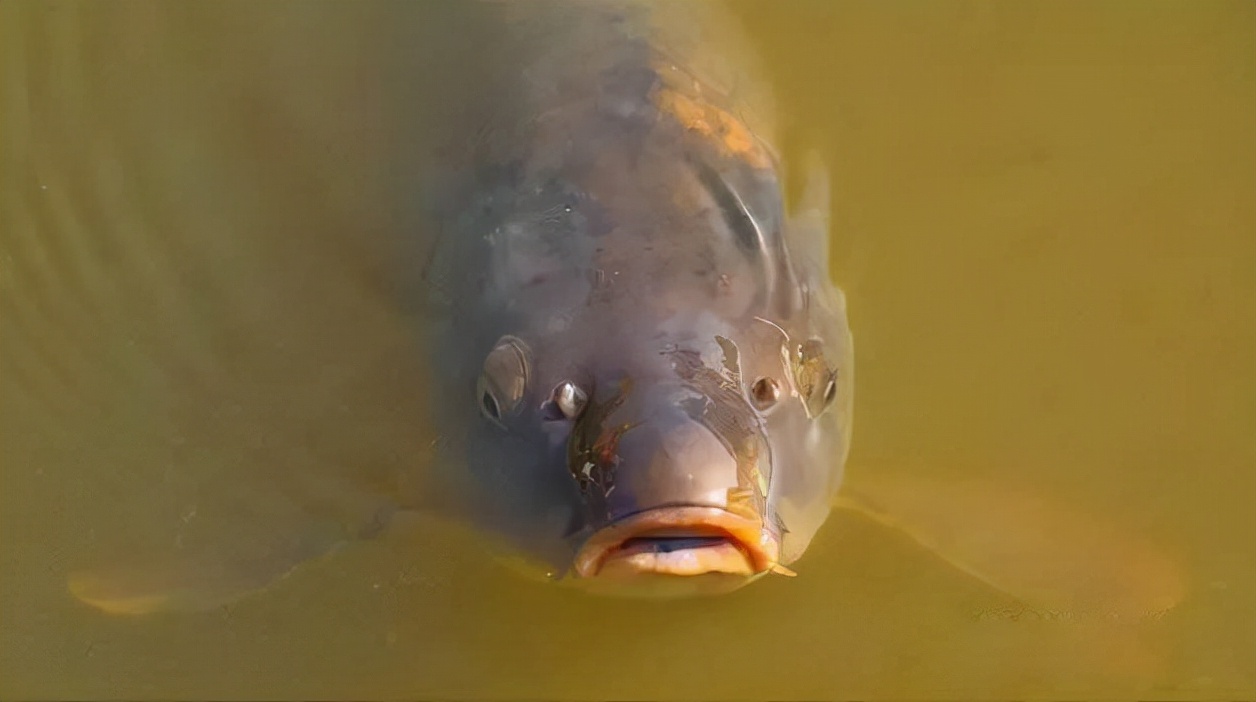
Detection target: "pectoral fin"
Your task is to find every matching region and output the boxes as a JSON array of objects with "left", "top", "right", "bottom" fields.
[
  {"left": 836, "top": 471, "right": 1187, "bottom": 620},
  {"left": 67, "top": 520, "right": 350, "bottom": 616},
  {"left": 787, "top": 150, "right": 832, "bottom": 274}
]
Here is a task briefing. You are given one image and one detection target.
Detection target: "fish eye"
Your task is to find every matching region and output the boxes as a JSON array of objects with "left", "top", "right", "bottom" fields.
[
  {"left": 823, "top": 377, "right": 838, "bottom": 405},
  {"left": 750, "top": 376, "right": 781, "bottom": 412},
  {"left": 480, "top": 389, "right": 502, "bottom": 421},
  {"left": 553, "top": 381, "right": 588, "bottom": 419},
  {"left": 477, "top": 336, "right": 530, "bottom": 426},
  {"left": 793, "top": 340, "right": 841, "bottom": 419}
]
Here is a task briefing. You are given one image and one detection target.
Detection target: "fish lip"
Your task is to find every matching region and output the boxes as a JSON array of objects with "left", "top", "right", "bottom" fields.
[{"left": 573, "top": 506, "right": 780, "bottom": 578}]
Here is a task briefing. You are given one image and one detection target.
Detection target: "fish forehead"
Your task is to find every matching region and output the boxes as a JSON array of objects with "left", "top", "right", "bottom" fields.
[
  {"left": 479, "top": 152, "right": 782, "bottom": 346},
  {"left": 455, "top": 26, "right": 784, "bottom": 318}
]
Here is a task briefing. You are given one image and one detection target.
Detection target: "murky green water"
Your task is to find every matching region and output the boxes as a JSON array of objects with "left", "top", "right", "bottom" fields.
[{"left": 2, "top": 1, "right": 1253, "bottom": 699}]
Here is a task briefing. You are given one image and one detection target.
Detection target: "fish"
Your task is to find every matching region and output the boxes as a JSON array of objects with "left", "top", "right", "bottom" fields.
[
  {"left": 3, "top": 1, "right": 1184, "bottom": 616},
  {"left": 405, "top": 0, "right": 852, "bottom": 598}
]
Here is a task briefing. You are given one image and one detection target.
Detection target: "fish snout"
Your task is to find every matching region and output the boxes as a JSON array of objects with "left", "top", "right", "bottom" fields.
[{"left": 568, "top": 386, "right": 782, "bottom": 589}]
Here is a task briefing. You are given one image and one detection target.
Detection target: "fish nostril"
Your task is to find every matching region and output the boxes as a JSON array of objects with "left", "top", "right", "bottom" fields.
[
  {"left": 554, "top": 381, "right": 589, "bottom": 419},
  {"left": 750, "top": 376, "right": 780, "bottom": 412}
]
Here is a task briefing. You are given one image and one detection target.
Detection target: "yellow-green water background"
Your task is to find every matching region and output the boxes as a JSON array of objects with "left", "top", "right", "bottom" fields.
[{"left": 1, "top": 1, "right": 1253, "bottom": 699}]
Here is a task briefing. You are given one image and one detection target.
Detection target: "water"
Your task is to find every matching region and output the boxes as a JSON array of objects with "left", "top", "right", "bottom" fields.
[{"left": 2, "top": 1, "right": 1253, "bottom": 698}]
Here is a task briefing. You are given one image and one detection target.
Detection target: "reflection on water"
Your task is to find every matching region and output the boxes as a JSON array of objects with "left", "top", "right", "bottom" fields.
[{"left": 2, "top": 0, "right": 1253, "bottom": 698}]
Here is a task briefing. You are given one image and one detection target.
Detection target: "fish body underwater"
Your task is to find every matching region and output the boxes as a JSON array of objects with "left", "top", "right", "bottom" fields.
[
  {"left": 41, "top": 0, "right": 852, "bottom": 611},
  {"left": 414, "top": 0, "right": 852, "bottom": 597},
  {"left": 19, "top": 1, "right": 1183, "bottom": 618}
]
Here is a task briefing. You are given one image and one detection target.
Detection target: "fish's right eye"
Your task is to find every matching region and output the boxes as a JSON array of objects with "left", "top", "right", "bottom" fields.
[
  {"left": 476, "top": 375, "right": 507, "bottom": 428},
  {"left": 477, "top": 336, "right": 530, "bottom": 427},
  {"left": 481, "top": 390, "right": 502, "bottom": 421}
]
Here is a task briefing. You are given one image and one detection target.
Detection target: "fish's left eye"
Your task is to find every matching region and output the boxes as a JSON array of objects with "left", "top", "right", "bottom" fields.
[
  {"left": 793, "top": 339, "right": 841, "bottom": 419},
  {"left": 823, "top": 378, "right": 838, "bottom": 405}
]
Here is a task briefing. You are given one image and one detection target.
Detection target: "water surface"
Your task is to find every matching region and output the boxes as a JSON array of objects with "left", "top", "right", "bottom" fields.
[{"left": 1, "top": 1, "right": 1252, "bottom": 699}]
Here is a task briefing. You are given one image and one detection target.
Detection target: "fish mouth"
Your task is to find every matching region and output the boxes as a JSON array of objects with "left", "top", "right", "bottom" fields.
[{"left": 573, "top": 506, "right": 780, "bottom": 579}]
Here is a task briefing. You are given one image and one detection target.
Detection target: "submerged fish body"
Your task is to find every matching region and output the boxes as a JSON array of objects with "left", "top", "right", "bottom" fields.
[
  {"left": 415, "top": 1, "right": 853, "bottom": 595},
  {"left": 26, "top": 0, "right": 851, "bottom": 615},
  {"left": 46, "top": 1, "right": 1184, "bottom": 618}
]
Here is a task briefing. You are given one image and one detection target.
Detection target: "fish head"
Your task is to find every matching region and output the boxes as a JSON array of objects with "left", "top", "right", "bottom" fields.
[
  {"left": 420, "top": 66, "right": 852, "bottom": 595},
  {"left": 449, "top": 280, "right": 850, "bottom": 597}
]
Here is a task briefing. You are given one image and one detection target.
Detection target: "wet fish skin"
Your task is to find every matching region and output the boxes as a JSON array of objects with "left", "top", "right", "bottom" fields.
[{"left": 416, "top": 0, "right": 854, "bottom": 588}]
